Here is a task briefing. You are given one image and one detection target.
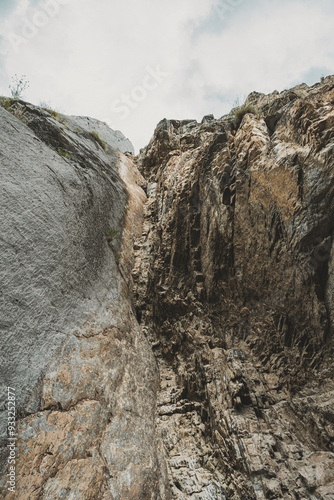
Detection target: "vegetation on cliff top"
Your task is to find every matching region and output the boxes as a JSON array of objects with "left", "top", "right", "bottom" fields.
[{"left": 233, "top": 103, "right": 257, "bottom": 127}]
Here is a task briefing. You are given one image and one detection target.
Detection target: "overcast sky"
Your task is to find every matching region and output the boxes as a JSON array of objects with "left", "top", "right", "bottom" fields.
[{"left": 0, "top": 0, "right": 333, "bottom": 152}]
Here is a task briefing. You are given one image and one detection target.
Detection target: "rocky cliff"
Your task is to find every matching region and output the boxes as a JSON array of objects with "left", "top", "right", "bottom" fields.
[
  {"left": 1, "top": 76, "right": 334, "bottom": 499},
  {"left": 134, "top": 75, "right": 334, "bottom": 499},
  {"left": 0, "top": 101, "right": 169, "bottom": 499}
]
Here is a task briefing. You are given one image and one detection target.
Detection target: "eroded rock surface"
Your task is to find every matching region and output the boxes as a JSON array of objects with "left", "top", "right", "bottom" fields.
[
  {"left": 134, "top": 76, "right": 334, "bottom": 499},
  {"left": 1, "top": 75, "right": 334, "bottom": 499},
  {"left": 0, "top": 102, "right": 170, "bottom": 499}
]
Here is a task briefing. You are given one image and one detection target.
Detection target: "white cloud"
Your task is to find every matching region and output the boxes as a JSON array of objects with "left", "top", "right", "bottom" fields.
[
  {"left": 0, "top": 0, "right": 333, "bottom": 151},
  {"left": 192, "top": 0, "right": 334, "bottom": 93}
]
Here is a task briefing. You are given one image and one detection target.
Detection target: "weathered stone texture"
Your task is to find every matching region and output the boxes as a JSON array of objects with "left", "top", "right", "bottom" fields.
[
  {"left": 134, "top": 75, "right": 334, "bottom": 498},
  {"left": 1, "top": 75, "right": 334, "bottom": 499},
  {"left": 0, "top": 102, "right": 170, "bottom": 499}
]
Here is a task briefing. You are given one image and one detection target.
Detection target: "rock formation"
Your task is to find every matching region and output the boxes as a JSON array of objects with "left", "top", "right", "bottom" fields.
[
  {"left": 1, "top": 76, "right": 334, "bottom": 498},
  {"left": 0, "top": 101, "right": 169, "bottom": 499},
  {"left": 134, "top": 76, "right": 334, "bottom": 499}
]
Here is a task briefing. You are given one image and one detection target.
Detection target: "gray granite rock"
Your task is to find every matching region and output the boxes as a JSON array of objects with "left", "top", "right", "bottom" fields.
[{"left": 0, "top": 101, "right": 170, "bottom": 499}]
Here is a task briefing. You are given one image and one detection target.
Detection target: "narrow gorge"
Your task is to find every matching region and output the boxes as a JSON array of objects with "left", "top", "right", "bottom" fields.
[{"left": 1, "top": 76, "right": 334, "bottom": 499}]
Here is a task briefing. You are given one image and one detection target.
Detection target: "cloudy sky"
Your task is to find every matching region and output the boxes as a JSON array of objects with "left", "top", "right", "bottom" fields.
[{"left": 0, "top": 0, "right": 333, "bottom": 152}]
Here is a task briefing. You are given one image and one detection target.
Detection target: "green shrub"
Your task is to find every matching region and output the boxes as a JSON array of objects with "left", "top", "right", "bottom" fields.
[
  {"left": 89, "top": 130, "right": 107, "bottom": 151},
  {"left": 0, "top": 97, "right": 13, "bottom": 112},
  {"left": 0, "top": 98, "right": 32, "bottom": 125}
]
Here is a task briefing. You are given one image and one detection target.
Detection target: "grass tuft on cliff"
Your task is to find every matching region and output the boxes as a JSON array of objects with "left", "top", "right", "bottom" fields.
[
  {"left": 233, "top": 104, "right": 257, "bottom": 127},
  {"left": 0, "top": 97, "right": 32, "bottom": 125},
  {"left": 57, "top": 148, "right": 73, "bottom": 160},
  {"left": 0, "top": 97, "right": 13, "bottom": 112},
  {"left": 89, "top": 130, "right": 107, "bottom": 151},
  {"left": 42, "top": 107, "right": 60, "bottom": 121}
]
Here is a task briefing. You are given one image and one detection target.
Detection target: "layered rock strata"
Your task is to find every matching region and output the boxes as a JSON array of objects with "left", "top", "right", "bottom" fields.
[{"left": 133, "top": 76, "right": 334, "bottom": 499}]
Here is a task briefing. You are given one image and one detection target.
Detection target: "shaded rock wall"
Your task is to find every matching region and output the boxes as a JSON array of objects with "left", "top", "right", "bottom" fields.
[{"left": 134, "top": 76, "right": 334, "bottom": 498}]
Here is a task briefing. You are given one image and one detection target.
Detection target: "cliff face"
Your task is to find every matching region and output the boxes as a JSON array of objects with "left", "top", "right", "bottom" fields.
[
  {"left": 0, "top": 76, "right": 334, "bottom": 499},
  {"left": 0, "top": 102, "right": 169, "bottom": 499},
  {"left": 134, "top": 76, "right": 334, "bottom": 499}
]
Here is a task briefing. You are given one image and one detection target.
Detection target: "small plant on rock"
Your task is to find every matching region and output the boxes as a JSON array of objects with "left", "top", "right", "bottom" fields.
[
  {"left": 43, "top": 107, "right": 60, "bottom": 121},
  {"left": 233, "top": 104, "right": 257, "bottom": 128},
  {"left": 0, "top": 97, "right": 13, "bottom": 112},
  {"left": 9, "top": 74, "right": 29, "bottom": 99},
  {"left": 42, "top": 108, "right": 67, "bottom": 127},
  {"left": 105, "top": 227, "right": 120, "bottom": 246},
  {"left": 57, "top": 148, "right": 73, "bottom": 160},
  {"left": 0, "top": 98, "right": 32, "bottom": 125},
  {"left": 89, "top": 131, "right": 107, "bottom": 151}
]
